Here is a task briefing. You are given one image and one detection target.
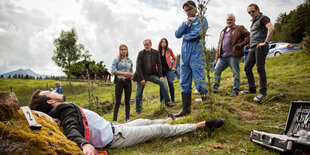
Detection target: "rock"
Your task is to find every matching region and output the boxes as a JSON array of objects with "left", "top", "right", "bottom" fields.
[
  {"left": 0, "top": 92, "right": 20, "bottom": 110},
  {"left": 0, "top": 92, "right": 82, "bottom": 154},
  {"left": 0, "top": 92, "right": 20, "bottom": 121}
]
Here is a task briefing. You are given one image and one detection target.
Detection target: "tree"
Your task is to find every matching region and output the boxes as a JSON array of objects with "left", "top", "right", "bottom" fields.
[
  {"left": 82, "top": 50, "right": 92, "bottom": 80},
  {"left": 197, "top": 0, "right": 213, "bottom": 101},
  {"left": 0, "top": 75, "right": 3, "bottom": 78},
  {"left": 52, "top": 28, "right": 84, "bottom": 79},
  {"left": 272, "top": 1, "right": 310, "bottom": 43}
]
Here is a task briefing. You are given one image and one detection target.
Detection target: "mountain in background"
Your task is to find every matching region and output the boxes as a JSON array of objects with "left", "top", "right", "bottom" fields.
[{"left": 1, "top": 69, "right": 51, "bottom": 78}]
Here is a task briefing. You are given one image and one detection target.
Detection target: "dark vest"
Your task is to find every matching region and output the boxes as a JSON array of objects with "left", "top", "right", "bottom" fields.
[{"left": 250, "top": 13, "right": 268, "bottom": 47}]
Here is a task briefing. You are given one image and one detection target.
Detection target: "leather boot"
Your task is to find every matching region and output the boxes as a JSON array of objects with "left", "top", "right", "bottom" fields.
[
  {"left": 174, "top": 93, "right": 191, "bottom": 117},
  {"left": 200, "top": 91, "right": 208, "bottom": 102}
]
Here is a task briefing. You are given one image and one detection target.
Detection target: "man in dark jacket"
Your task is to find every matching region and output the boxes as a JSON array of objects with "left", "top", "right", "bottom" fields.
[
  {"left": 133, "top": 39, "right": 174, "bottom": 114},
  {"left": 213, "top": 14, "right": 250, "bottom": 97},
  {"left": 29, "top": 89, "right": 224, "bottom": 155}
]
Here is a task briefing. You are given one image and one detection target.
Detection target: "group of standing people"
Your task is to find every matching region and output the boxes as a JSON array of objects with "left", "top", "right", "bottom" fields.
[
  {"left": 111, "top": 38, "right": 178, "bottom": 123},
  {"left": 111, "top": 0, "right": 212, "bottom": 122},
  {"left": 213, "top": 3, "right": 274, "bottom": 102},
  {"left": 111, "top": 1, "right": 275, "bottom": 123}
]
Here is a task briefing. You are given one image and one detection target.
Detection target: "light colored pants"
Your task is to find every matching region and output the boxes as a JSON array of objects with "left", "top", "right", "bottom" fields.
[{"left": 109, "top": 119, "right": 196, "bottom": 148}]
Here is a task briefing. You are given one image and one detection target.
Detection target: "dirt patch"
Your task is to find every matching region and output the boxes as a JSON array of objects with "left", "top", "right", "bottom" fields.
[
  {"left": 210, "top": 142, "right": 224, "bottom": 149},
  {"left": 236, "top": 110, "right": 263, "bottom": 119}
]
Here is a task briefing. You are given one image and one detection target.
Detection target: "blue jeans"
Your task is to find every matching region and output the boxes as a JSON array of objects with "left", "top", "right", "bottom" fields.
[
  {"left": 160, "top": 70, "right": 175, "bottom": 102},
  {"left": 213, "top": 56, "right": 241, "bottom": 93},
  {"left": 173, "top": 69, "right": 180, "bottom": 80},
  {"left": 135, "top": 75, "right": 170, "bottom": 114}
]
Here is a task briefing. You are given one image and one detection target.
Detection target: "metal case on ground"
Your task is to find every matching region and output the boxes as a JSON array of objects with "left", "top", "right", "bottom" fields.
[{"left": 250, "top": 101, "right": 310, "bottom": 154}]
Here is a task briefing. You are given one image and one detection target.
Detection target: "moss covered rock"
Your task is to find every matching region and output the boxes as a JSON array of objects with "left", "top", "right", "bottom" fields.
[{"left": 0, "top": 91, "right": 82, "bottom": 154}]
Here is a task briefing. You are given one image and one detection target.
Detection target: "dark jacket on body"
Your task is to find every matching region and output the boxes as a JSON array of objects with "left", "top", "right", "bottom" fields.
[
  {"left": 48, "top": 103, "right": 89, "bottom": 148},
  {"left": 133, "top": 48, "right": 163, "bottom": 82},
  {"left": 250, "top": 13, "right": 268, "bottom": 47}
]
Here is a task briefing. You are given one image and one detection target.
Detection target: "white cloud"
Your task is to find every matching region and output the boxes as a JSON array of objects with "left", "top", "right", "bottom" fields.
[{"left": 0, "top": 0, "right": 305, "bottom": 76}]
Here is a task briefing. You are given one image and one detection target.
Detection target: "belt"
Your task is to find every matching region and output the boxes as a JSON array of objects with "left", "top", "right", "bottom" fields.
[
  {"left": 110, "top": 123, "right": 115, "bottom": 134},
  {"left": 117, "top": 77, "right": 131, "bottom": 81},
  {"left": 117, "top": 76, "right": 130, "bottom": 79}
]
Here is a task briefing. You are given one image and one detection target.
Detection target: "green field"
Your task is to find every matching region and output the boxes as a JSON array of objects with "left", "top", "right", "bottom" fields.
[{"left": 1, "top": 50, "right": 310, "bottom": 154}]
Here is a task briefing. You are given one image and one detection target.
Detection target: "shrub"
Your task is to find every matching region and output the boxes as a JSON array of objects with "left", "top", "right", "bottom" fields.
[{"left": 302, "top": 36, "right": 310, "bottom": 53}]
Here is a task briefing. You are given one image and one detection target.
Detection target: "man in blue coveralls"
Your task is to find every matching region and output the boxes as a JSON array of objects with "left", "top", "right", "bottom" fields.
[{"left": 173, "top": 0, "right": 208, "bottom": 117}]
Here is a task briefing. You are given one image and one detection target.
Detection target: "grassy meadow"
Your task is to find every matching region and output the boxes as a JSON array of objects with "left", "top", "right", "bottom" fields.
[{"left": 0, "top": 50, "right": 310, "bottom": 154}]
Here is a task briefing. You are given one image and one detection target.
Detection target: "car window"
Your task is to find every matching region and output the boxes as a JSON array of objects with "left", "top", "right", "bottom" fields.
[{"left": 270, "top": 44, "right": 276, "bottom": 49}]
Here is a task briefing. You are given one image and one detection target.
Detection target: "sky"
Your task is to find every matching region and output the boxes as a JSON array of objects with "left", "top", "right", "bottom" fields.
[{"left": 0, "top": 0, "right": 305, "bottom": 76}]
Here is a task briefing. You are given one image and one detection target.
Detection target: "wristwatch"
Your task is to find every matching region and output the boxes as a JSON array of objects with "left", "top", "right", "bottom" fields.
[{"left": 264, "top": 41, "right": 269, "bottom": 45}]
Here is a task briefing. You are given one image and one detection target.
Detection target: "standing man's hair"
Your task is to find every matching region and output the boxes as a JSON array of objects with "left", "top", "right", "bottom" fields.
[
  {"left": 248, "top": 3, "right": 260, "bottom": 13},
  {"left": 143, "top": 39, "right": 152, "bottom": 45},
  {"left": 227, "top": 13, "right": 236, "bottom": 21},
  {"left": 30, "top": 89, "right": 53, "bottom": 114},
  {"left": 183, "top": 0, "right": 196, "bottom": 9}
]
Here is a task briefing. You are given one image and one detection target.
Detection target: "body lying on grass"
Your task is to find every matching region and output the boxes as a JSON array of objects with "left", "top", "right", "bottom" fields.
[{"left": 29, "top": 89, "right": 224, "bottom": 155}]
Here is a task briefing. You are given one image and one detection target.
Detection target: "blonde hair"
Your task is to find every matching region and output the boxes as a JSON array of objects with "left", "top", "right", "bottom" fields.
[{"left": 117, "top": 44, "right": 129, "bottom": 61}]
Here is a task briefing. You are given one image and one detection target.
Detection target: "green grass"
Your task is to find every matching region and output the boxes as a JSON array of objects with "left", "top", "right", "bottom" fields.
[{"left": 1, "top": 50, "right": 310, "bottom": 154}]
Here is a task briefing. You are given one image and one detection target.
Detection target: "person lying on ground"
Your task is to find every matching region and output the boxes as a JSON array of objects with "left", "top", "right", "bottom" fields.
[{"left": 29, "top": 89, "right": 224, "bottom": 155}]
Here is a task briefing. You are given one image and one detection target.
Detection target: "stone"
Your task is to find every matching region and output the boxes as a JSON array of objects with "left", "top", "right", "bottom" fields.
[
  {"left": 0, "top": 91, "right": 20, "bottom": 110},
  {"left": 0, "top": 92, "right": 20, "bottom": 121}
]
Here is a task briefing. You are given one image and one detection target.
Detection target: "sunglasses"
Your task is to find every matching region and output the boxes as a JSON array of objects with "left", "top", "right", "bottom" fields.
[{"left": 248, "top": 10, "right": 256, "bottom": 14}]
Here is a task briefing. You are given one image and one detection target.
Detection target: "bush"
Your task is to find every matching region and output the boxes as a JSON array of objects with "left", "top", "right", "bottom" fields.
[{"left": 302, "top": 36, "right": 310, "bottom": 53}]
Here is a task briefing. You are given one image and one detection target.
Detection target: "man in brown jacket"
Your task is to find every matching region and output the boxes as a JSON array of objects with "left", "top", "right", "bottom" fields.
[{"left": 213, "top": 14, "right": 250, "bottom": 97}]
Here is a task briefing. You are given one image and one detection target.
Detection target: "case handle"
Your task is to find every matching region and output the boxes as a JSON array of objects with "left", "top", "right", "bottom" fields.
[{"left": 260, "top": 134, "right": 273, "bottom": 144}]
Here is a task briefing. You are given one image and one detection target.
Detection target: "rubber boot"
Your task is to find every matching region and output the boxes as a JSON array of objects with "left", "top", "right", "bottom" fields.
[{"left": 174, "top": 93, "right": 191, "bottom": 117}]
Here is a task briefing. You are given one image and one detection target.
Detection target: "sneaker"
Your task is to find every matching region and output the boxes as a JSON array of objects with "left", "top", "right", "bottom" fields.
[
  {"left": 241, "top": 90, "right": 256, "bottom": 95},
  {"left": 113, "top": 121, "right": 119, "bottom": 125},
  {"left": 125, "top": 119, "right": 130, "bottom": 123},
  {"left": 253, "top": 94, "right": 267, "bottom": 102},
  {"left": 230, "top": 92, "right": 238, "bottom": 97},
  {"left": 205, "top": 118, "right": 224, "bottom": 129}
]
